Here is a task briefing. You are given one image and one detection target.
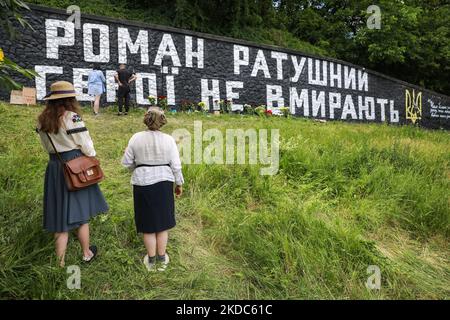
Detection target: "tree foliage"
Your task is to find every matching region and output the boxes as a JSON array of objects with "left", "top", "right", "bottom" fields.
[
  {"left": 276, "top": 0, "right": 450, "bottom": 94},
  {"left": 0, "top": 0, "right": 33, "bottom": 38},
  {"left": 0, "top": 0, "right": 37, "bottom": 90},
  {"left": 119, "top": 0, "right": 450, "bottom": 94}
]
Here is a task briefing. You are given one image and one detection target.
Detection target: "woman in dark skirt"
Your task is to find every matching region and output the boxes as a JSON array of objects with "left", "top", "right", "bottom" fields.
[
  {"left": 122, "top": 109, "right": 184, "bottom": 272},
  {"left": 37, "top": 81, "right": 109, "bottom": 267}
]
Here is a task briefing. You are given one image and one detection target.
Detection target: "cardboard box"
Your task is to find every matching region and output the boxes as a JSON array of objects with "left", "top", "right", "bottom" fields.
[
  {"left": 10, "top": 87, "right": 37, "bottom": 105},
  {"left": 22, "top": 87, "right": 37, "bottom": 105},
  {"left": 10, "top": 90, "right": 25, "bottom": 104}
]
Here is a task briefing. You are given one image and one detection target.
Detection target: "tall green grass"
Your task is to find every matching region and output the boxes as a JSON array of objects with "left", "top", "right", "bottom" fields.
[{"left": 0, "top": 102, "right": 449, "bottom": 299}]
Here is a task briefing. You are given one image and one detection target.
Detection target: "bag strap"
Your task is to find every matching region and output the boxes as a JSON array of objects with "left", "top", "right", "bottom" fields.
[
  {"left": 45, "top": 132, "right": 66, "bottom": 164},
  {"left": 136, "top": 164, "right": 170, "bottom": 169}
]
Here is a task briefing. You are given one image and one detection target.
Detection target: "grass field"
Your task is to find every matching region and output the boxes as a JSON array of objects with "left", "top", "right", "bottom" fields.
[{"left": 0, "top": 102, "right": 449, "bottom": 299}]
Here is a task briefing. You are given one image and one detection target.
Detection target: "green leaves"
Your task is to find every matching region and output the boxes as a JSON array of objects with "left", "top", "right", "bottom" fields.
[
  {"left": 22, "top": 0, "right": 450, "bottom": 94},
  {"left": 0, "top": 54, "right": 38, "bottom": 90},
  {"left": 276, "top": 0, "right": 450, "bottom": 94},
  {"left": 0, "top": 0, "right": 33, "bottom": 39},
  {"left": 0, "top": 0, "right": 37, "bottom": 90}
]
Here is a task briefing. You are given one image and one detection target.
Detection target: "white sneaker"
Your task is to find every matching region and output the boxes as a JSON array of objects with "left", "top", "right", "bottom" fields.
[
  {"left": 157, "top": 253, "right": 170, "bottom": 272},
  {"left": 143, "top": 255, "right": 156, "bottom": 272}
]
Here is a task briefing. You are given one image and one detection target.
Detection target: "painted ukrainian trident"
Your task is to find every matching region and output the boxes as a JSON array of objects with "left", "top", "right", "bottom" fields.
[{"left": 405, "top": 89, "right": 422, "bottom": 124}]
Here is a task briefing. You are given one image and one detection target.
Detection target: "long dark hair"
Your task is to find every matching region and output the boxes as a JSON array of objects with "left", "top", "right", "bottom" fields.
[{"left": 38, "top": 97, "right": 81, "bottom": 134}]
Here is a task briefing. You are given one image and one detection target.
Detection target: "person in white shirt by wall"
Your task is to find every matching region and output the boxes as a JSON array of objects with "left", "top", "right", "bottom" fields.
[
  {"left": 37, "top": 81, "right": 109, "bottom": 267},
  {"left": 122, "top": 109, "right": 183, "bottom": 272}
]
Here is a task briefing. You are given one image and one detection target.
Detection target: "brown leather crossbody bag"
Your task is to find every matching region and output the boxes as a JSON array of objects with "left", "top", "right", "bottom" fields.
[{"left": 46, "top": 133, "right": 104, "bottom": 192}]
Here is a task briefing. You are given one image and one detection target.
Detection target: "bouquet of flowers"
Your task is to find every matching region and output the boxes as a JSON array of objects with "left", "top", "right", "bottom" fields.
[
  {"left": 181, "top": 100, "right": 195, "bottom": 112},
  {"left": 219, "top": 99, "right": 233, "bottom": 113},
  {"left": 158, "top": 96, "right": 168, "bottom": 111},
  {"left": 148, "top": 95, "right": 156, "bottom": 106},
  {"left": 254, "top": 105, "right": 266, "bottom": 116},
  {"left": 243, "top": 104, "right": 254, "bottom": 115},
  {"left": 213, "top": 100, "right": 221, "bottom": 111},
  {"left": 225, "top": 100, "right": 233, "bottom": 113},
  {"left": 217, "top": 100, "right": 224, "bottom": 113},
  {"left": 198, "top": 101, "right": 208, "bottom": 112},
  {"left": 279, "top": 107, "right": 290, "bottom": 117}
]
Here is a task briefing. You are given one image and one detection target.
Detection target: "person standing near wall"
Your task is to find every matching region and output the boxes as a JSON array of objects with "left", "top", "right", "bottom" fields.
[
  {"left": 115, "top": 64, "right": 137, "bottom": 116},
  {"left": 88, "top": 64, "right": 106, "bottom": 116},
  {"left": 36, "top": 81, "right": 109, "bottom": 267},
  {"left": 122, "top": 109, "right": 183, "bottom": 272}
]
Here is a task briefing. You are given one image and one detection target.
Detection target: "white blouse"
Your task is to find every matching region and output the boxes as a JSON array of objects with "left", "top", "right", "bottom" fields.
[
  {"left": 122, "top": 130, "right": 184, "bottom": 186},
  {"left": 38, "top": 111, "right": 96, "bottom": 157}
]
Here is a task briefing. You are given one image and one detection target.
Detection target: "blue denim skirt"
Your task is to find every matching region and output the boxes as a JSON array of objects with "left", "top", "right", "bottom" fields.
[
  {"left": 43, "top": 149, "right": 109, "bottom": 233},
  {"left": 88, "top": 83, "right": 105, "bottom": 96}
]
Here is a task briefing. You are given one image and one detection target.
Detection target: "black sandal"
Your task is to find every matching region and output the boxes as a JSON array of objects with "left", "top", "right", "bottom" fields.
[{"left": 82, "top": 245, "right": 98, "bottom": 263}]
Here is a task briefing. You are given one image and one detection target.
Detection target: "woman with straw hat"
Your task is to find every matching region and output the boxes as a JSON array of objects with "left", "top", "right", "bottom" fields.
[
  {"left": 36, "top": 81, "right": 109, "bottom": 267},
  {"left": 122, "top": 109, "right": 183, "bottom": 272}
]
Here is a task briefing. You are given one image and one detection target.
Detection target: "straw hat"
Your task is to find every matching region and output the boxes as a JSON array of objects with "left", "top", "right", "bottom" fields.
[{"left": 43, "top": 81, "right": 78, "bottom": 100}]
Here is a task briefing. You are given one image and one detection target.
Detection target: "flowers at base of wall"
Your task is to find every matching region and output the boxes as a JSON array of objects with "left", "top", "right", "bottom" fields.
[
  {"left": 198, "top": 101, "right": 208, "bottom": 112},
  {"left": 254, "top": 105, "right": 266, "bottom": 116},
  {"left": 219, "top": 99, "right": 233, "bottom": 113},
  {"left": 0, "top": 48, "right": 4, "bottom": 63},
  {"left": 243, "top": 104, "right": 254, "bottom": 115},
  {"left": 226, "top": 100, "right": 233, "bottom": 113},
  {"left": 144, "top": 100, "right": 292, "bottom": 118},
  {"left": 213, "top": 100, "right": 220, "bottom": 111},
  {"left": 279, "top": 107, "right": 290, "bottom": 117},
  {"left": 218, "top": 100, "right": 225, "bottom": 113},
  {"left": 148, "top": 95, "right": 156, "bottom": 106},
  {"left": 158, "top": 96, "right": 168, "bottom": 111},
  {"left": 180, "top": 100, "right": 195, "bottom": 112}
]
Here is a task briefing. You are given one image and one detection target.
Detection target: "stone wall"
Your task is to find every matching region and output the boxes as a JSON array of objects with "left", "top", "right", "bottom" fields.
[{"left": 1, "top": 4, "right": 449, "bottom": 129}]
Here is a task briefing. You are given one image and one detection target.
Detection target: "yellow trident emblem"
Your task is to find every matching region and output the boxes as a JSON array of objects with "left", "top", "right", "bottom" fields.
[{"left": 405, "top": 89, "right": 422, "bottom": 124}]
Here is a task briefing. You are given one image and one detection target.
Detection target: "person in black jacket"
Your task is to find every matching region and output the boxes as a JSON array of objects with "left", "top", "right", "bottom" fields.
[{"left": 115, "top": 64, "right": 137, "bottom": 116}]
